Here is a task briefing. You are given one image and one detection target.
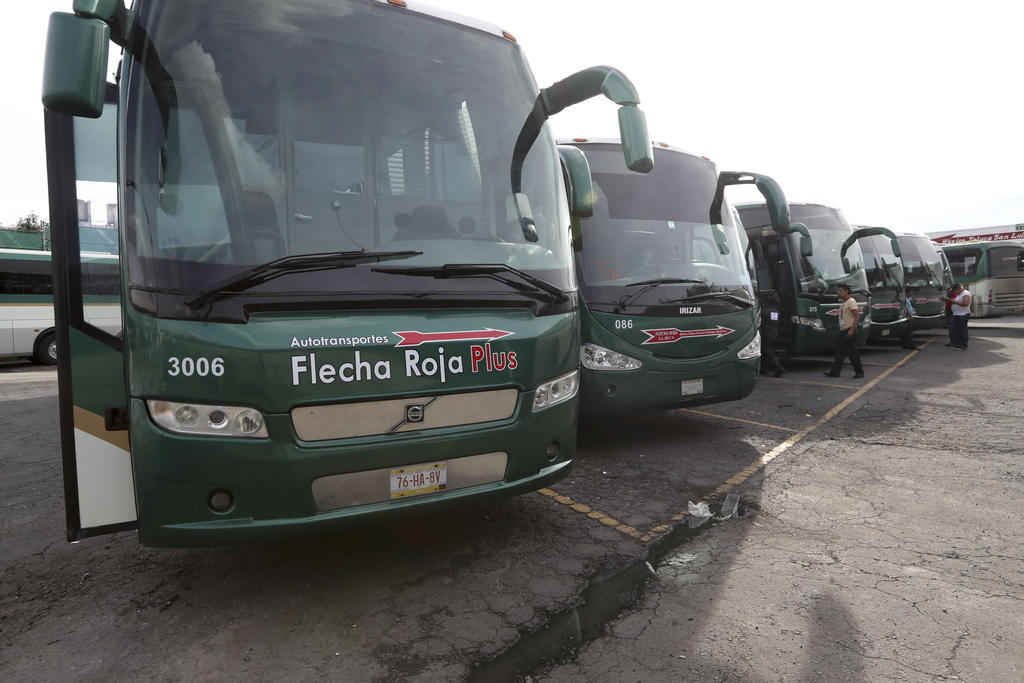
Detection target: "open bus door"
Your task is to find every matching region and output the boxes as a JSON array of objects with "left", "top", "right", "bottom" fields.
[{"left": 44, "top": 82, "right": 137, "bottom": 541}]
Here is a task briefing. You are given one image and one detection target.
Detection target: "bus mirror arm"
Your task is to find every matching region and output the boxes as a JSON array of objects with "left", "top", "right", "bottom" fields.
[
  {"left": 511, "top": 65, "right": 652, "bottom": 194},
  {"left": 73, "top": 0, "right": 135, "bottom": 46},
  {"left": 843, "top": 226, "right": 902, "bottom": 260},
  {"left": 712, "top": 172, "right": 790, "bottom": 234}
]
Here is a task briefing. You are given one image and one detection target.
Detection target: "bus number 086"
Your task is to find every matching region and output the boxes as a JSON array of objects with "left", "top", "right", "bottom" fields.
[
  {"left": 615, "top": 319, "right": 633, "bottom": 329},
  {"left": 168, "top": 357, "right": 225, "bottom": 377}
]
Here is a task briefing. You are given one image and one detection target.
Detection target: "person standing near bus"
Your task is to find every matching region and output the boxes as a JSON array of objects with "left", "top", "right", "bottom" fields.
[
  {"left": 899, "top": 288, "right": 922, "bottom": 350},
  {"left": 947, "top": 283, "right": 971, "bottom": 349},
  {"left": 761, "top": 294, "right": 787, "bottom": 377},
  {"left": 824, "top": 283, "right": 864, "bottom": 378}
]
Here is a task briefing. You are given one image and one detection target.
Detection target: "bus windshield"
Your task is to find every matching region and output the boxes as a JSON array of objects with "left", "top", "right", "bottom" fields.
[
  {"left": 944, "top": 247, "right": 982, "bottom": 277},
  {"left": 897, "top": 235, "right": 948, "bottom": 289},
  {"left": 573, "top": 145, "right": 752, "bottom": 309},
  {"left": 788, "top": 205, "right": 868, "bottom": 295},
  {"left": 124, "top": 0, "right": 570, "bottom": 306},
  {"left": 859, "top": 234, "right": 903, "bottom": 295}
]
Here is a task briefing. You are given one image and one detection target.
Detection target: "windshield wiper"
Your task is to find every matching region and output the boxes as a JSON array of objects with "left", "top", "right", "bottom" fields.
[
  {"left": 661, "top": 290, "right": 756, "bottom": 308},
  {"left": 372, "top": 263, "right": 569, "bottom": 303},
  {"left": 184, "top": 249, "right": 422, "bottom": 309},
  {"left": 615, "top": 278, "right": 704, "bottom": 312}
]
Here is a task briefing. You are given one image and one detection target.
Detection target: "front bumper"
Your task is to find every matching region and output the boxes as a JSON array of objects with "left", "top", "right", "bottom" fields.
[
  {"left": 580, "top": 355, "right": 759, "bottom": 414},
  {"left": 129, "top": 397, "right": 576, "bottom": 547}
]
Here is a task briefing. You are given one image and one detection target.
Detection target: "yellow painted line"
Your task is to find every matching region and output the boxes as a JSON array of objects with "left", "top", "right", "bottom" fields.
[
  {"left": 641, "top": 339, "right": 934, "bottom": 542},
  {"left": 677, "top": 408, "right": 796, "bottom": 433},
  {"left": 790, "top": 355, "right": 895, "bottom": 367},
  {"left": 537, "top": 488, "right": 645, "bottom": 540},
  {"left": 758, "top": 377, "right": 860, "bottom": 390}
]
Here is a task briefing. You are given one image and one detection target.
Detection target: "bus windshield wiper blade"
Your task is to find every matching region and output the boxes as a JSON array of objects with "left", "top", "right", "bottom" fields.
[
  {"left": 662, "top": 291, "right": 756, "bottom": 308},
  {"left": 184, "top": 249, "right": 422, "bottom": 309},
  {"left": 615, "top": 278, "right": 705, "bottom": 312},
  {"left": 372, "top": 263, "right": 569, "bottom": 302},
  {"left": 622, "top": 278, "right": 706, "bottom": 288}
]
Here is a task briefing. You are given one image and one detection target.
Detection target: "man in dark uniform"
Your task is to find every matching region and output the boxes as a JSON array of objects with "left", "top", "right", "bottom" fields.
[{"left": 760, "top": 295, "right": 786, "bottom": 377}]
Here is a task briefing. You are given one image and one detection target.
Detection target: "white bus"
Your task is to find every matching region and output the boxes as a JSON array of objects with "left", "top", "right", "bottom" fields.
[{"left": 0, "top": 248, "right": 121, "bottom": 363}]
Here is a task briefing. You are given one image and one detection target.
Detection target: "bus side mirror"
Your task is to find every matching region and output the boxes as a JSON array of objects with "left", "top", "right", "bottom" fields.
[
  {"left": 42, "top": 13, "right": 109, "bottom": 118},
  {"left": 890, "top": 238, "right": 902, "bottom": 258},
  {"left": 557, "top": 146, "right": 594, "bottom": 218},
  {"left": 789, "top": 223, "right": 813, "bottom": 257},
  {"left": 617, "top": 106, "right": 654, "bottom": 173},
  {"left": 842, "top": 256, "right": 851, "bottom": 274}
]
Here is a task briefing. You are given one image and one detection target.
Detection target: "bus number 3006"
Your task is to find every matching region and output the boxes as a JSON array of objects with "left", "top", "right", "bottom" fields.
[{"left": 167, "top": 357, "right": 226, "bottom": 377}]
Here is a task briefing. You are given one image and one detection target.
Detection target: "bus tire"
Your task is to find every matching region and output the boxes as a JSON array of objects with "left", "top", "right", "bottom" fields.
[{"left": 35, "top": 332, "right": 58, "bottom": 365}]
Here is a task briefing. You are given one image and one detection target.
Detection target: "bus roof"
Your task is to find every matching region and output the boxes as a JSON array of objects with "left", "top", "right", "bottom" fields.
[
  {"left": 375, "top": 0, "right": 514, "bottom": 42},
  {"left": 557, "top": 137, "right": 707, "bottom": 162},
  {"left": 736, "top": 201, "right": 836, "bottom": 211}
]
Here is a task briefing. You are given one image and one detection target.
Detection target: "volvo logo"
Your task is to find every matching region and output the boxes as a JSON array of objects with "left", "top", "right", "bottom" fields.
[
  {"left": 387, "top": 396, "right": 439, "bottom": 432},
  {"left": 405, "top": 404, "right": 425, "bottom": 423}
]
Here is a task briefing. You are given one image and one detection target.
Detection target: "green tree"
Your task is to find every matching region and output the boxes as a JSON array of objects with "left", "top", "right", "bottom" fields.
[{"left": 15, "top": 211, "right": 44, "bottom": 232}]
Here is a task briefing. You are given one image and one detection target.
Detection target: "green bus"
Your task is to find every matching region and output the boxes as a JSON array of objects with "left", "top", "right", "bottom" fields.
[
  {"left": 848, "top": 226, "right": 908, "bottom": 343},
  {"left": 42, "top": 0, "right": 652, "bottom": 546},
  {"left": 738, "top": 203, "right": 874, "bottom": 356},
  {"left": 941, "top": 240, "right": 1024, "bottom": 317},
  {"left": 557, "top": 139, "right": 790, "bottom": 413},
  {"left": 896, "top": 232, "right": 954, "bottom": 331}
]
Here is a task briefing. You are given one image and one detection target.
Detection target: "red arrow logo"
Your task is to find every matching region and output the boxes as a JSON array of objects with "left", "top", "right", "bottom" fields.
[
  {"left": 825, "top": 304, "right": 865, "bottom": 316},
  {"left": 914, "top": 297, "right": 942, "bottom": 304},
  {"left": 872, "top": 303, "right": 901, "bottom": 309},
  {"left": 640, "top": 326, "right": 735, "bottom": 345},
  {"left": 393, "top": 328, "right": 513, "bottom": 347}
]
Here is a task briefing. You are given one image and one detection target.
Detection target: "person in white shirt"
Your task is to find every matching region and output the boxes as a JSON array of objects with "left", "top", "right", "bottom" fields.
[
  {"left": 946, "top": 283, "right": 971, "bottom": 349},
  {"left": 824, "top": 283, "right": 864, "bottom": 378}
]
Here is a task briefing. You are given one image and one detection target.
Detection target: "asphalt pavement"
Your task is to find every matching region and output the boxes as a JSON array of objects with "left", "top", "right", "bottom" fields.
[{"left": 1, "top": 320, "right": 1022, "bottom": 681}]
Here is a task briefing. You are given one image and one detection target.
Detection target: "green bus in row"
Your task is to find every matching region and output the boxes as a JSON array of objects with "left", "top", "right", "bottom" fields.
[
  {"left": 738, "top": 203, "right": 875, "bottom": 357},
  {"left": 43, "top": 0, "right": 653, "bottom": 546},
  {"left": 559, "top": 139, "right": 789, "bottom": 413}
]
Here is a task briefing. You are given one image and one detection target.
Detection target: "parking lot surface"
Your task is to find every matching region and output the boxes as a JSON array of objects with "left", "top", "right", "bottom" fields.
[{"left": 2, "top": 321, "right": 1022, "bottom": 681}]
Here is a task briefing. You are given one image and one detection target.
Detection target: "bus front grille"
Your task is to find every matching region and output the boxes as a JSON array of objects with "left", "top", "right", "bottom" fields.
[{"left": 291, "top": 388, "right": 519, "bottom": 441}]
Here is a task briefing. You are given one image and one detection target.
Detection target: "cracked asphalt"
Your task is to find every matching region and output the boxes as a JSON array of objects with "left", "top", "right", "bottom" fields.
[{"left": 2, "top": 319, "right": 1022, "bottom": 681}]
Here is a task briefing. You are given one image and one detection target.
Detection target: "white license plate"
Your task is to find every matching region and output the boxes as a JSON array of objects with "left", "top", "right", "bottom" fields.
[
  {"left": 681, "top": 379, "right": 704, "bottom": 396},
  {"left": 390, "top": 462, "right": 447, "bottom": 499},
  {"left": 881, "top": 329, "right": 890, "bottom": 336}
]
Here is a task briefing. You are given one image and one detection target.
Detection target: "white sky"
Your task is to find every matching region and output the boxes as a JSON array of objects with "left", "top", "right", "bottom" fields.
[{"left": 3, "top": 0, "right": 1022, "bottom": 233}]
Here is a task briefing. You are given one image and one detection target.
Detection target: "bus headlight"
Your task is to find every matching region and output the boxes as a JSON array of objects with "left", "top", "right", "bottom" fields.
[
  {"left": 148, "top": 400, "right": 269, "bottom": 438},
  {"left": 792, "top": 316, "right": 825, "bottom": 331},
  {"left": 533, "top": 370, "right": 579, "bottom": 411},
  {"left": 580, "top": 343, "right": 642, "bottom": 371},
  {"left": 737, "top": 332, "right": 761, "bottom": 360}
]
